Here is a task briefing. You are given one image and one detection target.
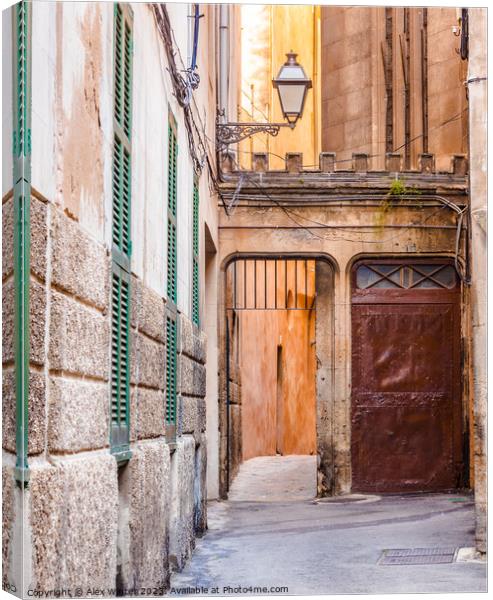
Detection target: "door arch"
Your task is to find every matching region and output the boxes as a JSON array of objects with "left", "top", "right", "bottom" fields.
[{"left": 219, "top": 254, "right": 335, "bottom": 497}]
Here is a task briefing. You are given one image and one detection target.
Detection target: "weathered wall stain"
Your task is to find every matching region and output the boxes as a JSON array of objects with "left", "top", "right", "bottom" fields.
[{"left": 60, "top": 4, "right": 104, "bottom": 230}]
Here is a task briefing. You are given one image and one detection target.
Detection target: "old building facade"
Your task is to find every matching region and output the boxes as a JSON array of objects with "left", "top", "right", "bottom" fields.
[
  {"left": 2, "top": 1, "right": 240, "bottom": 594},
  {"left": 219, "top": 4, "right": 486, "bottom": 552},
  {"left": 320, "top": 7, "right": 469, "bottom": 171},
  {"left": 1, "top": 2, "right": 487, "bottom": 597}
]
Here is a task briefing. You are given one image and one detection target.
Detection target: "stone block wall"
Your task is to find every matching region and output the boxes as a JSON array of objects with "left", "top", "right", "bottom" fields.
[
  {"left": 2, "top": 194, "right": 50, "bottom": 459},
  {"left": 2, "top": 197, "right": 209, "bottom": 594},
  {"left": 218, "top": 315, "right": 242, "bottom": 498},
  {"left": 120, "top": 440, "right": 171, "bottom": 591},
  {"left": 177, "top": 313, "right": 207, "bottom": 439},
  {"left": 320, "top": 7, "right": 468, "bottom": 171},
  {"left": 3, "top": 2, "right": 216, "bottom": 594},
  {"left": 169, "top": 436, "right": 196, "bottom": 571},
  {"left": 168, "top": 313, "right": 208, "bottom": 570},
  {"left": 2, "top": 466, "right": 15, "bottom": 590},
  {"left": 29, "top": 456, "right": 118, "bottom": 592},
  {"left": 193, "top": 435, "right": 208, "bottom": 535},
  {"left": 130, "top": 276, "right": 167, "bottom": 441}
]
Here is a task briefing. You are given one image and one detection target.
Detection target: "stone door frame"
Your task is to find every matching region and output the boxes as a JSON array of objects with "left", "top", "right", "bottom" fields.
[{"left": 217, "top": 252, "right": 337, "bottom": 498}]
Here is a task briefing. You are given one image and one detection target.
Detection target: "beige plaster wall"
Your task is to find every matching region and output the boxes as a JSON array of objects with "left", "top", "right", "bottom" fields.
[
  {"left": 467, "top": 8, "right": 487, "bottom": 555},
  {"left": 321, "top": 7, "right": 468, "bottom": 172},
  {"left": 217, "top": 173, "right": 469, "bottom": 496}
]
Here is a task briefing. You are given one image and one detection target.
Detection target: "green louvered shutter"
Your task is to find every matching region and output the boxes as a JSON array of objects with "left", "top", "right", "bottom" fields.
[
  {"left": 166, "top": 115, "right": 178, "bottom": 439},
  {"left": 192, "top": 182, "right": 200, "bottom": 326},
  {"left": 167, "top": 121, "right": 178, "bottom": 304},
  {"left": 111, "top": 266, "right": 131, "bottom": 448},
  {"left": 111, "top": 3, "right": 133, "bottom": 460},
  {"left": 12, "top": 0, "right": 32, "bottom": 483},
  {"left": 165, "top": 315, "right": 177, "bottom": 425},
  {"left": 167, "top": 220, "right": 177, "bottom": 303}
]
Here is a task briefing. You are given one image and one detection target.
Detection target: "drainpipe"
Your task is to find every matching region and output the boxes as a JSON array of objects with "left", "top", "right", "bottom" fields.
[
  {"left": 219, "top": 4, "right": 229, "bottom": 123},
  {"left": 12, "top": 0, "right": 32, "bottom": 486}
]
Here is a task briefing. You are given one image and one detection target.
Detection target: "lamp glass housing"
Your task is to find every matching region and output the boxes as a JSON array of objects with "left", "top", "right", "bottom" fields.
[{"left": 272, "top": 52, "right": 312, "bottom": 127}]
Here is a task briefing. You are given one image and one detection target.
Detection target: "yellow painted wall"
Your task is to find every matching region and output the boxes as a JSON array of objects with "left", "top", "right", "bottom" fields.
[{"left": 239, "top": 5, "right": 321, "bottom": 170}]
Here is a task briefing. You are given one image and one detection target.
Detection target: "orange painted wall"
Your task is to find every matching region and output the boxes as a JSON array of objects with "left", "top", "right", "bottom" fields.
[
  {"left": 239, "top": 5, "right": 321, "bottom": 170},
  {"left": 238, "top": 260, "right": 316, "bottom": 460}
]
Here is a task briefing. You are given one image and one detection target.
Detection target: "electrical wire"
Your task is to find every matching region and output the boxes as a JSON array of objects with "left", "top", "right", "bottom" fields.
[
  {"left": 150, "top": 6, "right": 470, "bottom": 283},
  {"left": 221, "top": 152, "right": 470, "bottom": 283},
  {"left": 152, "top": 4, "right": 217, "bottom": 179},
  {"left": 219, "top": 108, "right": 468, "bottom": 169},
  {"left": 240, "top": 89, "right": 270, "bottom": 122}
]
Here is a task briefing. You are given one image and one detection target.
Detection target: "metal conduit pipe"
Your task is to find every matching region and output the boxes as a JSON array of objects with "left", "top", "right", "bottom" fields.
[{"left": 219, "top": 4, "right": 230, "bottom": 123}]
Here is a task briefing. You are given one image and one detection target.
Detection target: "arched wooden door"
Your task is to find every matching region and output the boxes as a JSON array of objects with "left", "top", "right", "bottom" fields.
[{"left": 351, "top": 259, "right": 462, "bottom": 493}]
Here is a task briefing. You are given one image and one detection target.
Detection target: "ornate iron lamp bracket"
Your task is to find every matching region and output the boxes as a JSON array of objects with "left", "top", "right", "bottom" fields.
[{"left": 216, "top": 121, "right": 290, "bottom": 148}]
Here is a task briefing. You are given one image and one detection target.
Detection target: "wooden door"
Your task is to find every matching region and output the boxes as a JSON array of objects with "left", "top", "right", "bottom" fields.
[{"left": 351, "top": 260, "right": 462, "bottom": 493}]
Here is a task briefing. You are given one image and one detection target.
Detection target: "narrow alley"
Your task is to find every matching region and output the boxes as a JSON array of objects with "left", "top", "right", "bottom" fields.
[
  {"left": 171, "top": 456, "right": 486, "bottom": 595},
  {"left": 2, "top": 3, "right": 487, "bottom": 596}
]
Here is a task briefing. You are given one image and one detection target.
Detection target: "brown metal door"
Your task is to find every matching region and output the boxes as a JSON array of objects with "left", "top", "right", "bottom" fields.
[{"left": 351, "top": 260, "right": 462, "bottom": 493}]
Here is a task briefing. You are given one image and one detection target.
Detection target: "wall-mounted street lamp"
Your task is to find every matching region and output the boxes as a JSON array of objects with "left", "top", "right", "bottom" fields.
[
  {"left": 216, "top": 52, "right": 312, "bottom": 148},
  {"left": 272, "top": 52, "right": 312, "bottom": 126}
]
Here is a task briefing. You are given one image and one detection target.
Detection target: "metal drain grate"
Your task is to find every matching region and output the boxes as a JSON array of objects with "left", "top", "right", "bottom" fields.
[{"left": 379, "top": 547, "right": 458, "bottom": 565}]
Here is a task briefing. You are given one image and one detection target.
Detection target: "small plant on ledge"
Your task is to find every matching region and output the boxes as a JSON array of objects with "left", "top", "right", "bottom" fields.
[{"left": 376, "top": 177, "right": 422, "bottom": 229}]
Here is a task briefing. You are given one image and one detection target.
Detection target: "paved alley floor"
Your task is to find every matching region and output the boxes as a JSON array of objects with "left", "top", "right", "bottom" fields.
[
  {"left": 228, "top": 455, "right": 317, "bottom": 502},
  {"left": 171, "top": 455, "right": 487, "bottom": 595}
]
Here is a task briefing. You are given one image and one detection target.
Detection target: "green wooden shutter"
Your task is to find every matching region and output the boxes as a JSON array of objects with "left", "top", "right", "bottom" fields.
[
  {"left": 110, "top": 266, "right": 131, "bottom": 457},
  {"left": 166, "top": 115, "right": 178, "bottom": 439},
  {"left": 167, "top": 121, "right": 178, "bottom": 304},
  {"left": 167, "top": 123, "right": 177, "bottom": 215},
  {"left": 167, "top": 220, "right": 177, "bottom": 303},
  {"left": 111, "top": 3, "right": 133, "bottom": 460},
  {"left": 192, "top": 182, "right": 200, "bottom": 326},
  {"left": 113, "top": 5, "right": 133, "bottom": 143},
  {"left": 112, "top": 136, "right": 132, "bottom": 264},
  {"left": 165, "top": 315, "right": 177, "bottom": 426},
  {"left": 12, "top": 0, "right": 32, "bottom": 484}
]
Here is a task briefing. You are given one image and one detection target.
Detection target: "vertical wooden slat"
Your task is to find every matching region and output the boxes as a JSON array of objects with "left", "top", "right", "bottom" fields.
[
  {"left": 305, "top": 259, "right": 308, "bottom": 309},
  {"left": 285, "top": 261, "right": 288, "bottom": 309},
  {"left": 13, "top": 0, "right": 32, "bottom": 483},
  {"left": 275, "top": 260, "right": 277, "bottom": 309},
  {"left": 244, "top": 259, "right": 247, "bottom": 309},
  {"left": 264, "top": 259, "right": 267, "bottom": 309},
  {"left": 166, "top": 316, "right": 177, "bottom": 425},
  {"left": 294, "top": 260, "right": 298, "bottom": 309},
  {"left": 254, "top": 259, "right": 257, "bottom": 309}
]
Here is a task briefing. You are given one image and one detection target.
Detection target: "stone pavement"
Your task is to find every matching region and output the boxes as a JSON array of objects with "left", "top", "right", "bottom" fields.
[
  {"left": 228, "top": 455, "right": 317, "bottom": 502},
  {"left": 171, "top": 455, "right": 487, "bottom": 595}
]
